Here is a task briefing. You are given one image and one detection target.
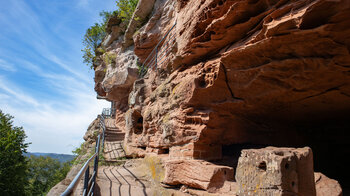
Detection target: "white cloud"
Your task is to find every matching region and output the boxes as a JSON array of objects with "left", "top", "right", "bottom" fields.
[
  {"left": 0, "top": 77, "right": 39, "bottom": 106},
  {"left": 0, "top": 0, "right": 115, "bottom": 154},
  {"left": 0, "top": 59, "right": 16, "bottom": 72},
  {"left": 0, "top": 77, "right": 110, "bottom": 154}
]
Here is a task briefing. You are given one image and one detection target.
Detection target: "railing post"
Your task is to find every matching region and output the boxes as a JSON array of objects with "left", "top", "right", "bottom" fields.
[{"left": 83, "top": 165, "right": 89, "bottom": 196}]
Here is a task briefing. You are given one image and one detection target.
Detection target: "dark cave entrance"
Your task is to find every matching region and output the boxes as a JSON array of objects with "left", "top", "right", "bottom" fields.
[
  {"left": 132, "top": 110, "right": 143, "bottom": 135},
  {"left": 214, "top": 120, "right": 350, "bottom": 192}
]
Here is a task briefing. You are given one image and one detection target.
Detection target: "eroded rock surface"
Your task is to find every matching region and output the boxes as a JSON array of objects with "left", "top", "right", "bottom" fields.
[
  {"left": 236, "top": 147, "right": 316, "bottom": 196},
  {"left": 163, "top": 159, "right": 234, "bottom": 192},
  {"left": 93, "top": 0, "right": 350, "bottom": 193}
]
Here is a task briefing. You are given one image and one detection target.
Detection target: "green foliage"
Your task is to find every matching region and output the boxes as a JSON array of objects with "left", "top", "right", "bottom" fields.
[
  {"left": 0, "top": 110, "right": 71, "bottom": 196},
  {"left": 96, "top": 47, "right": 106, "bottom": 54},
  {"left": 103, "top": 52, "right": 117, "bottom": 67},
  {"left": 82, "top": 23, "right": 106, "bottom": 69},
  {"left": 0, "top": 110, "right": 29, "bottom": 196},
  {"left": 71, "top": 143, "right": 87, "bottom": 165},
  {"left": 72, "top": 142, "right": 86, "bottom": 156},
  {"left": 99, "top": 10, "right": 119, "bottom": 29},
  {"left": 26, "top": 156, "right": 72, "bottom": 196},
  {"left": 82, "top": 0, "right": 139, "bottom": 69},
  {"left": 116, "top": 0, "right": 139, "bottom": 24}
]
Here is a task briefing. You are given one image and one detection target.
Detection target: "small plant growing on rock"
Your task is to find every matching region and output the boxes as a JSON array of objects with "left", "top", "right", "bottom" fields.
[
  {"left": 82, "top": 0, "right": 139, "bottom": 69},
  {"left": 103, "top": 52, "right": 117, "bottom": 67}
]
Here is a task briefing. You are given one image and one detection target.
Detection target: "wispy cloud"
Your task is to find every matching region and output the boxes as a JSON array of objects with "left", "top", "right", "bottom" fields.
[
  {"left": 0, "top": 59, "right": 16, "bottom": 72},
  {"left": 0, "top": 77, "right": 39, "bottom": 106},
  {"left": 0, "top": 0, "right": 114, "bottom": 154},
  {"left": 77, "top": 0, "right": 90, "bottom": 8}
]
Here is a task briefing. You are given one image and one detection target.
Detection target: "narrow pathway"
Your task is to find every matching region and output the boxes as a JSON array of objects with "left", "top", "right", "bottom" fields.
[
  {"left": 103, "top": 118, "right": 126, "bottom": 162},
  {"left": 95, "top": 165, "right": 152, "bottom": 196},
  {"left": 96, "top": 117, "right": 153, "bottom": 196}
]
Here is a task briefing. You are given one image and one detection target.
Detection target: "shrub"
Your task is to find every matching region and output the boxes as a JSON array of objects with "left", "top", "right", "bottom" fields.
[
  {"left": 103, "top": 52, "right": 117, "bottom": 67},
  {"left": 117, "top": 0, "right": 139, "bottom": 24},
  {"left": 82, "top": 0, "right": 139, "bottom": 69}
]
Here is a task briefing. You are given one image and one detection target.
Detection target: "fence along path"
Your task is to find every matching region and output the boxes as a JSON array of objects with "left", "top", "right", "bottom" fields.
[
  {"left": 139, "top": 21, "right": 177, "bottom": 77},
  {"left": 61, "top": 112, "right": 107, "bottom": 196}
]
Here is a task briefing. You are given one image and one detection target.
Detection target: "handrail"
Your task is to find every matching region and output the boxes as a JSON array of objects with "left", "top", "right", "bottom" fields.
[
  {"left": 102, "top": 108, "right": 115, "bottom": 117},
  {"left": 61, "top": 108, "right": 110, "bottom": 196},
  {"left": 139, "top": 21, "right": 177, "bottom": 77},
  {"left": 61, "top": 153, "right": 97, "bottom": 196}
]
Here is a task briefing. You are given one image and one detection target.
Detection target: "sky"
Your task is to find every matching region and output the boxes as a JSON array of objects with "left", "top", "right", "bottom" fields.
[{"left": 0, "top": 0, "right": 117, "bottom": 154}]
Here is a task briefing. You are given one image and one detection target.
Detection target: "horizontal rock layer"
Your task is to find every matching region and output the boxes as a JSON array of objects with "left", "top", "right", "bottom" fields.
[{"left": 93, "top": 0, "right": 350, "bottom": 193}]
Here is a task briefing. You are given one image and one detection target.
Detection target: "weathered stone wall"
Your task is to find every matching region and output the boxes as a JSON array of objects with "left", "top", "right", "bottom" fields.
[{"left": 93, "top": 0, "right": 350, "bottom": 193}]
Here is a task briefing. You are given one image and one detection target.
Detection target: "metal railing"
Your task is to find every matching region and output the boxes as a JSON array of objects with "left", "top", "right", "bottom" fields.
[
  {"left": 139, "top": 21, "right": 177, "bottom": 77},
  {"left": 61, "top": 110, "right": 109, "bottom": 196},
  {"left": 102, "top": 107, "right": 116, "bottom": 117}
]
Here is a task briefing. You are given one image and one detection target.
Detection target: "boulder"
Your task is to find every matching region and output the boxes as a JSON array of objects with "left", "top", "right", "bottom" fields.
[
  {"left": 315, "top": 172, "right": 343, "bottom": 196},
  {"left": 236, "top": 147, "right": 316, "bottom": 196},
  {"left": 163, "top": 159, "right": 234, "bottom": 192}
]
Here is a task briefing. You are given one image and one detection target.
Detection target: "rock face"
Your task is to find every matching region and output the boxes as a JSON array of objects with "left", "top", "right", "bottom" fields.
[
  {"left": 93, "top": 0, "right": 349, "bottom": 193},
  {"left": 236, "top": 147, "right": 316, "bottom": 196},
  {"left": 125, "top": 0, "right": 350, "bottom": 164}
]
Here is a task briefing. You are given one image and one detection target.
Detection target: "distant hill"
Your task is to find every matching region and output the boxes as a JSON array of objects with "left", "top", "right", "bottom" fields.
[{"left": 24, "top": 152, "right": 75, "bottom": 163}]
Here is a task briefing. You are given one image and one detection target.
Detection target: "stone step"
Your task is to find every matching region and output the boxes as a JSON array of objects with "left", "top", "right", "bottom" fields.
[{"left": 103, "top": 141, "right": 126, "bottom": 161}]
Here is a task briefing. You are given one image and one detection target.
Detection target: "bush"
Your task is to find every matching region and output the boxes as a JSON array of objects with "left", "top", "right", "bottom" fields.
[
  {"left": 82, "top": 0, "right": 139, "bottom": 69},
  {"left": 117, "top": 0, "right": 139, "bottom": 24}
]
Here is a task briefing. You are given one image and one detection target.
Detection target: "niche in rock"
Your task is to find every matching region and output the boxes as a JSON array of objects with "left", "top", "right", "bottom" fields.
[{"left": 132, "top": 110, "right": 143, "bottom": 134}]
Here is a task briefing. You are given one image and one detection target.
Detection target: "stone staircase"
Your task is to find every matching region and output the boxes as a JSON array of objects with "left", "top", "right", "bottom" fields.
[{"left": 103, "top": 118, "right": 126, "bottom": 162}]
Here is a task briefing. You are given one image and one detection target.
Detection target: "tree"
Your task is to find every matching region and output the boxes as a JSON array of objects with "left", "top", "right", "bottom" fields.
[
  {"left": 82, "top": 23, "right": 106, "bottom": 69},
  {"left": 82, "top": 0, "right": 139, "bottom": 69},
  {"left": 0, "top": 110, "right": 29, "bottom": 196},
  {"left": 26, "top": 155, "right": 71, "bottom": 196}
]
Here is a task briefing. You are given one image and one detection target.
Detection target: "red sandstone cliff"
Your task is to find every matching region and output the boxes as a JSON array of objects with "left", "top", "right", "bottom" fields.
[{"left": 94, "top": 0, "right": 350, "bottom": 194}]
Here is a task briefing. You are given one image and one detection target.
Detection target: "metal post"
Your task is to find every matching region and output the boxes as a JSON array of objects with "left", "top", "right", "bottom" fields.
[{"left": 83, "top": 165, "right": 89, "bottom": 196}]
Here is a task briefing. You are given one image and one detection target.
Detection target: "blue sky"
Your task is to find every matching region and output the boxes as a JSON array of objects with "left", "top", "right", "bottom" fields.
[{"left": 0, "top": 0, "right": 117, "bottom": 154}]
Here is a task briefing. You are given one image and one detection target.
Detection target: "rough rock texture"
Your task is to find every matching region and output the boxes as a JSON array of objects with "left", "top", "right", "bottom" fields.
[
  {"left": 235, "top": 147, "right": 316, "bottom": 196},
  {"left": 133, "top": 0, "right": 177, "bottom": 62},
  {"left": 315, "top": 172, "right": 343, "bottom": 196},
  {"left": 123, "top": 0, "right": 156, "bottom": 48},
  {"left": 93, "top": 0, "right": 350, "bottom": 193},
  {"left": 163, "top": 159, "right": 234, "bottom": 192},
  {"left": 125, "top": 0, "right": 350, "bottom": 162}
]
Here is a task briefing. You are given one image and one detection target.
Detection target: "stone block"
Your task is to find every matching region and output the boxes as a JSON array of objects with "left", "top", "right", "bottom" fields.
[
  {"left": 236, "top": 147, "right": 316, "bottom": 196},
  {"left": 163, "top": 159, "right": 234, "bottom": 192}
]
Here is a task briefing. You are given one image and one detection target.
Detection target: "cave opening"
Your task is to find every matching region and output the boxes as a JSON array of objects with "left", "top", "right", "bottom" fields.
[
  {"left": 158, "top": 148, "right": 169, "bottom": 154},
  {"left": 162, "top": 148, "right": 169, "bottom": 154},
  {"left": 212, "top": 120, "right": 350, "bottom": 191},
  {"left": 213, "top": 143, "right": 268, "bottom": 169},
  {"left": 132, "top": 110, "right": 143, "bottom": 135}
]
